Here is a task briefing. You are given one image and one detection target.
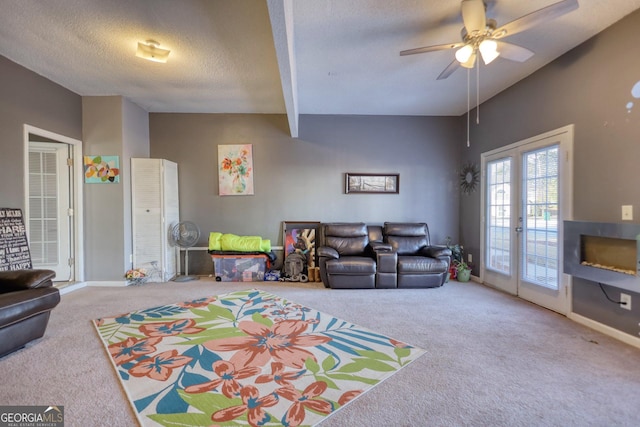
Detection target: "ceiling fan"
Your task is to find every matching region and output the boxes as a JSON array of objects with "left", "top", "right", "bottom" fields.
[{"left": 400, "top": 0, "right": 579, "bottom": 80}]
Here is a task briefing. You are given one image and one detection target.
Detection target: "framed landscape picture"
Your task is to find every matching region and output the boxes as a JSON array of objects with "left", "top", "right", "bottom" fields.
[{"left": 345, "top": 173, "right": 399, "bottom": 194}]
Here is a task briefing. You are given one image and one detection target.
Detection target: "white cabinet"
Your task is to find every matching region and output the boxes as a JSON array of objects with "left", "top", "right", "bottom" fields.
[{"left": 131, "top": 158, "right": 179, "bottom": 281}]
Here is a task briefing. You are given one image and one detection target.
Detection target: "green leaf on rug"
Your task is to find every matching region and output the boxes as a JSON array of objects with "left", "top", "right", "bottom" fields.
[
  {"left": 178, "top": 389, "right": 242, "bottom": 416},
  {"left": 322, "top": 354, "right": 337, "bottom": 371},
  {"left": 337, "top": 358, "right": 395, "bottom": 373},
  {"left": 326, "top": 372, "right": 380, "bottom": 385},
  {"left": 314, "top": 374, "right": 339, "bottom": 390},
  {"left": 147, "top": 412, "right": 216, "bottom": 427},
  {"left": 172, "top": 326, "right": 247, "bottom": 346},
  {"left": 356, "top": 349, "right": 396, "bottom": 362},
  {"left": 394, "top": 346, "right": 412, "bottom": 359},
  {"left": 305, "top": 357, "right": 320, "bottom": 374},
  {"left": 251, "top": 311, "right": 273, "bottom": 327},
  {"left": 354, "top": 358, "right": 396, "bottom": 372},
  {"left": 192, "top": 304, "right": 236, "bottom": 322}
]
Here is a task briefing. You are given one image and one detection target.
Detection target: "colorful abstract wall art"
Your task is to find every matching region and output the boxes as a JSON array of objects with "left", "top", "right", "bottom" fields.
[
  {"left": 218, "top": 144, "right": 254, "bottom": 196},
  {"left": 84, "top": 155, "right": 120, "bottom": 183}
]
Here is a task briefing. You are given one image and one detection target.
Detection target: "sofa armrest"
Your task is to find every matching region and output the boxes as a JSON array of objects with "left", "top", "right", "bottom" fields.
[
  {"left": 317, "top": 246, "right": 339, "bottom": 260},
  {"left": 369, "top": 241, "right": 393, "bottom": 252},
  {"left": 0, "top": 269, "right": 56, "bottom": 293},
  {"left": 420, "top": 246, "right": 452, "bottom": 259}
]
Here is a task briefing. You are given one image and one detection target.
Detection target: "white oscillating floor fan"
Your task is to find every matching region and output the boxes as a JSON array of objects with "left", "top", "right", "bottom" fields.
[{"left": 170, "top": 221, "right": 201, "bottom": 282}]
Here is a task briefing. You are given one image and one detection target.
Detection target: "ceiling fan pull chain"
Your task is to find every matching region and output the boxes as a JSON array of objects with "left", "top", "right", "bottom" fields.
[
  {"left": 467, "top": 67, "right": 470, "bottom": 147},
  {"left": 476, "top": 61, "right": 480, "bottom": 124}
]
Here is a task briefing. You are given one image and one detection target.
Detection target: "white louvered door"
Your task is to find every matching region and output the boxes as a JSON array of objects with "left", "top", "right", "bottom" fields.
[{"left": 131, "top": 159, "right": 179, "bottom": 282}]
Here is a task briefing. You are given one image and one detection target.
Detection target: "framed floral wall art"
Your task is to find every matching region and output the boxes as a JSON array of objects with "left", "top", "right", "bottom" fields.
[{"left": 218, "top": 144, "right": 254, "bottom": 196}]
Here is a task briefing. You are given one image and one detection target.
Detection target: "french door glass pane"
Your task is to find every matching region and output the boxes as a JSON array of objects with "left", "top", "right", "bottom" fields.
[
  {"left": 486, "top": 158, "right": 511, "bottom": 274},
  {"left": 29, "top": 151, "right": 59, "bottom": 265},
  {"left": 522, "top": 146, "right": 559, "bottom": 289}
]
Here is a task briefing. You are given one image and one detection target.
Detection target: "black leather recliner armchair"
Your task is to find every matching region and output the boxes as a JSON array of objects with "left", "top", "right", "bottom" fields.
[
  {"left": 384, "top": 222, "right": 451, "bottom": 288},
  {"left": 318, "top": 223, "right": 396, "bottom": 289},
  {"left": 0, "top": 269, "right": 60, "bottom": 357}
]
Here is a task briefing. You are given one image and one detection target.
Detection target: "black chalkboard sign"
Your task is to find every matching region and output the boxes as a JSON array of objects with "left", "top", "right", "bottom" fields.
[{"left": 0, "top": 208, "right": 32, "bottom": 271}]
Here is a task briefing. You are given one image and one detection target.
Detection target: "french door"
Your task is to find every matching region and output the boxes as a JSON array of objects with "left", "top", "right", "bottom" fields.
[
  {"left": 28, "top": 141, "right": 73, "bottom": 280},
  {"left": 481, "top": 126, "right": 573, "bottom": 314}
]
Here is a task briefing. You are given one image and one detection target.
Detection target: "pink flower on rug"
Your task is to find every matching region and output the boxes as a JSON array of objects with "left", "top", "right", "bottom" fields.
[
  {"left": 276, "top": 381, "right": 333, "bottom": 427},
  {"left": 390, "top": 338, "right": 410, "bottom": 348},
  {"left": 178, "top": 297, "right": 217, "bottom": 309},
  {"left": 211, "top": 385, "right": 279, "bottom": 427},
  {"left": 338, "top": 389, "right": 362, "bottom": 406},
  {"left": 204, "top": 319, "right": 332, "bottom": 369},
  {"left": 184, "top": 360, "right": 260, "bottom": 398},
  {"left": 255, "top": 361, "right": 305, "bottom": 387},
  {"left": 129, "top": 349, "right": 193, "bottom": 381},
  {"left": 139, "top": 319, "right": 205, "bottom": 337},
  {"left": 108, "top": 336, "right": 162, "bottom": 365}
]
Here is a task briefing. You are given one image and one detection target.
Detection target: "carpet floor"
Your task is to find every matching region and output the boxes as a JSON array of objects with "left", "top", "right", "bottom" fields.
[{"left": 1, "top": 279, "right": 639, "bottom": 426}]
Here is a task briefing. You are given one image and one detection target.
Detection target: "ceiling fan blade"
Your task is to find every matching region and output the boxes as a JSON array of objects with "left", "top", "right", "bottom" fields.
[
  {"left": 461, "top": 0, "right": 486, "bottom": 35},
  {"left": 437, "top": 59, "right": 461, "bottom": 80},
  {"left": 400, "top": 42, "right": 464, "bottom": 56},
  {"left": 492, "top": 0, "right": 579, "bottom": 39},
  {"left": 495, "top": 41, "right": 534, "bottom": 62}
]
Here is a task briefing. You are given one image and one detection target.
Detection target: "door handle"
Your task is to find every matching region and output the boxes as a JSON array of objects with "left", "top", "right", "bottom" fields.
[{"left": 515, "top": 226, "right": 523, "bottom": 232}]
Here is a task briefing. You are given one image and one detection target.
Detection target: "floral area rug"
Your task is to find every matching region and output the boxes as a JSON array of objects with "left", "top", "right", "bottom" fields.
[{"left": 93, "top": 289, "right": 425, "bottom": 427}]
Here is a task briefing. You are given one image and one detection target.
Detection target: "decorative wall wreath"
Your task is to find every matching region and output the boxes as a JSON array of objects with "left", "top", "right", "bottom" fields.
[{"left": 460, "top": 162, "right": 480, "bottom": 194}]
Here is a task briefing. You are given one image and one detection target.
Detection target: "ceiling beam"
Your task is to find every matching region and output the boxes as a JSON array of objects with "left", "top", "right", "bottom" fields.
[{"left": 267, "top": 0, "right": 299, "bottom": 138}]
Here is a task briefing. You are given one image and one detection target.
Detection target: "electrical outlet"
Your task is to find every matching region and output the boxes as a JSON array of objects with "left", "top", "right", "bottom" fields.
[
  {"left": 468, "top": 253, "right": 473, "bottom": 263},
  {"left": 620, "top": 293, "right": 631, "bottom": 310},
  {"left": 622, "top": 205, "right": 633, "bottom": 221}
]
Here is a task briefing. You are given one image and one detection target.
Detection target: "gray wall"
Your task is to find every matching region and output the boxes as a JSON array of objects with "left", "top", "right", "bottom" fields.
[
  {"left": 460, "top": 10, "right": 640, "bottom": 336},
  {"left": 0, "top": 56, "right": 82, "bottom": 209},
  {"left": 149, "top": 113, "right": 462, "bottom": 273},
  {"left": 82, "top": 96, "right": 150, "bottom": 281}
]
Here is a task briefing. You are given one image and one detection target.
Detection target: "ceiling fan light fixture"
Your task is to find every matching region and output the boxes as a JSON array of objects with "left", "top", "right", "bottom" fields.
[
  {"left": 460, "top": 52, "right": 476, "bottom": 69},
  {"left": 136, "top": 39, "right": 170, "bottom": 63},
  {"left": 455, "top": 44, "right": 474, "bottom": 64},
  {"left": 479, "top": 39, "right": 499, "bottom": 64}
]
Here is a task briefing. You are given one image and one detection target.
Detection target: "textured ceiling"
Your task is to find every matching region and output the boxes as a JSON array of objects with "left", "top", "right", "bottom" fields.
[{"left": 1, "top": 0, "right": 640, "bottom": 135}]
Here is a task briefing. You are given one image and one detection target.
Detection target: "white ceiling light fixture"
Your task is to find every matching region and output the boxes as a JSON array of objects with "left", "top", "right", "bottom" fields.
[
  {"left": 478, "top": 39, "right": 499, "bottom": 64},
  {"left": 455, "top": 44, "right": 474, "bottom": 64},
  {"left": 136, "top": 39, "right": 170, "bottom": 63}
]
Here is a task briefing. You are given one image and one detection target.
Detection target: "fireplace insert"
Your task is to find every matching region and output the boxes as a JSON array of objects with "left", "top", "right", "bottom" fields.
[{"left": 564, "top": 221, "right": 640, "bottom": 292}]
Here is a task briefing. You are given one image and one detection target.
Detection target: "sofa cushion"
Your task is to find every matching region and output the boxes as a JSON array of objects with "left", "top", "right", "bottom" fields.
[
  {"left": 387, "top": 235, "right": 430, "bottom": 255},
  {"left": 323, "top": 223, "right": 369, "bottom": 256},
  {"left": 326, "top": 257, "right": 376, "bottom": 275},
  {"left": 324, "top": 223, "right": 368, "bottom": 237},
  {"left": 397, "top": 256, "right": 448, "bottom": 274},
  {"left": 384, "top": 222, "right": 432, "bottom": 255},
  {"left": 384, "top": 222, "right": 428, "bottom": 237}
]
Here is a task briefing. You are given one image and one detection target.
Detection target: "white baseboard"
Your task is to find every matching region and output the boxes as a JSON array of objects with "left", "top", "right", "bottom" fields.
[
  {"left": 569, "top": 312, "right": 640, "bottom": 350},
  {"left": 87, "top": 280, "right": 130, "bottom": 287},
  {"left": 58, "top": 282, "right": 87, "bottom": 295}
]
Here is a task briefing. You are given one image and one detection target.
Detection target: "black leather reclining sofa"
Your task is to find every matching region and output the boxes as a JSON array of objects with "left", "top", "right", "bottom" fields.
[{"left": 318, "top": 222, "right": 451, "bottom": 289}]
